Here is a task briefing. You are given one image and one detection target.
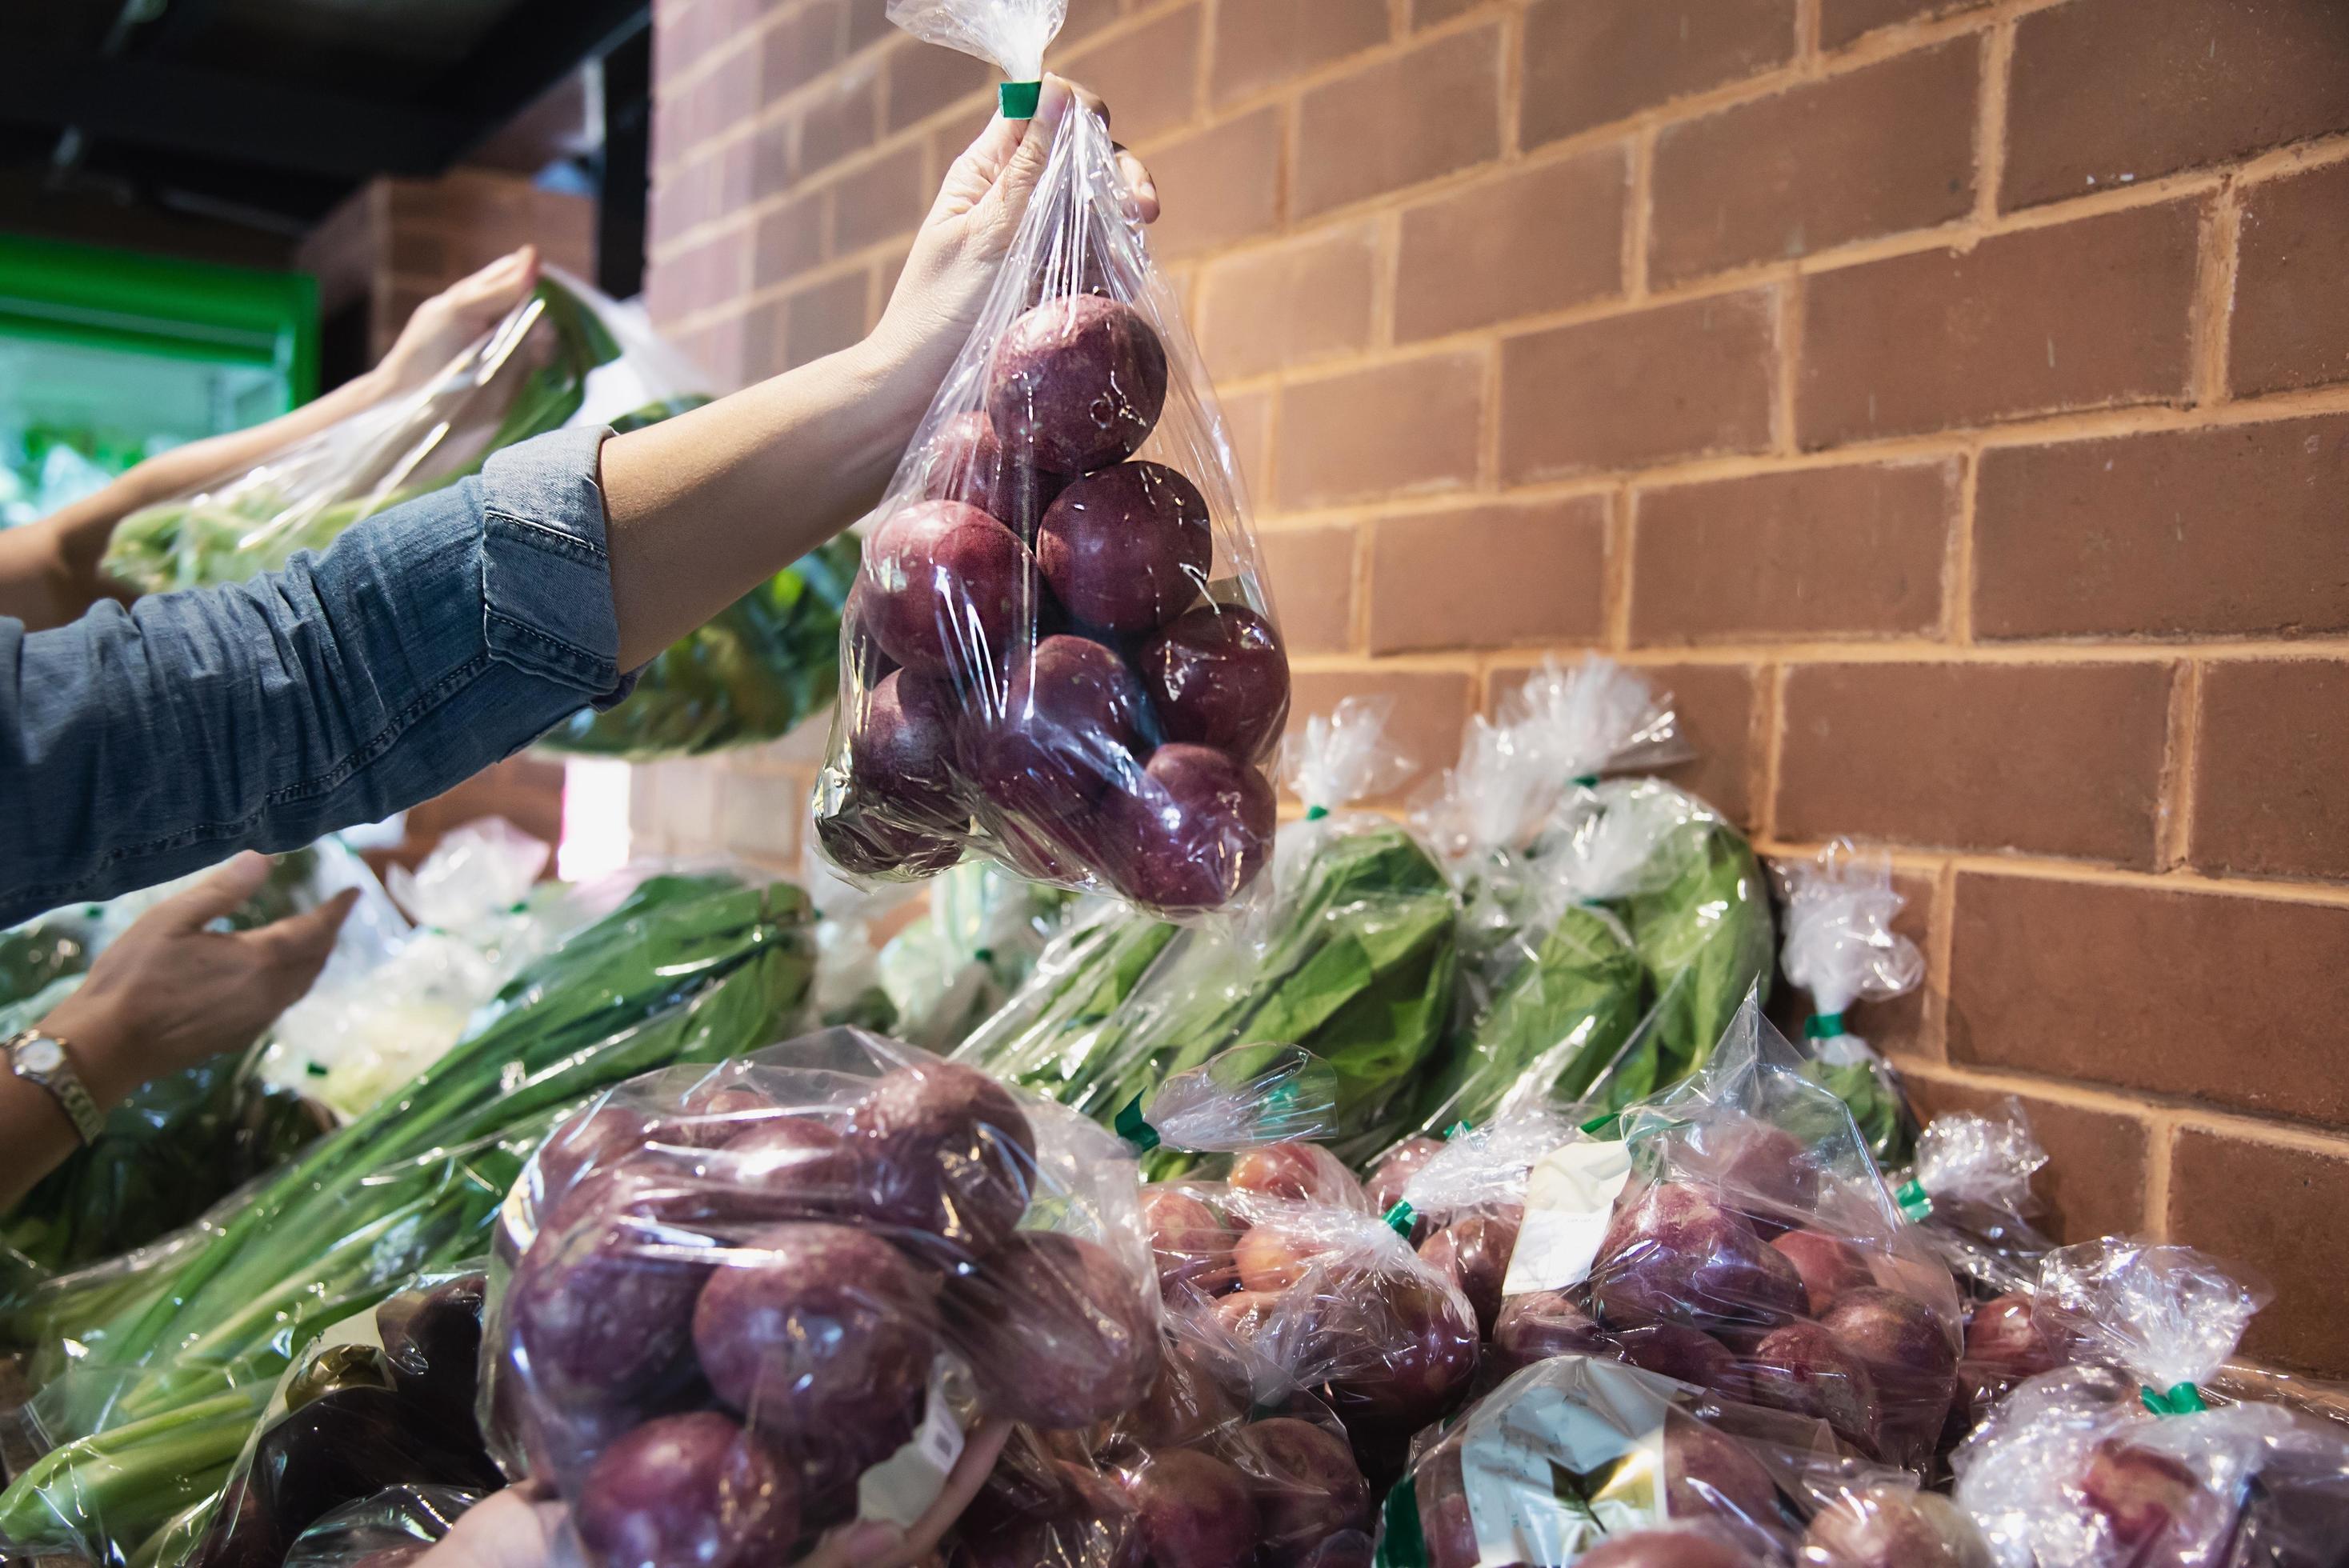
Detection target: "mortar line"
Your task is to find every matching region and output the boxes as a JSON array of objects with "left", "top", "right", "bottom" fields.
[
  {"left": 1946, "top": 445, "right": 1979, "bottom": 645},
  {"left": 2158, "top": 659, "right": 2206, "bottom": 873},
  {"left": 1756, "top": 662, "right": 1788, "bottom": 842},
  {"left": 1922, "top": 857, "right": 1958, "bottom": 1062},
  {"left": 2142, "top": 1118, "right": 2178, "bottom": 1240},
  {"left": 1602, "top": 486, "right": 1636, "bottom": 652},
  {"left": 1626, "top": 123, "right": 1658, "bottom": 302},
  {"left": 1752, "top": 835, "right": 2349, "bottom": 909},
  {"left": 1974, "top": 14, "right": 2013, "bottom": 223},
  {"left": 2191, "top": 178, "right": 2244, "bottom": 406}
]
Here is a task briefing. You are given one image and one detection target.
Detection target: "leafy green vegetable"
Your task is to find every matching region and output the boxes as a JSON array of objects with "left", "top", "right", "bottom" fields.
[{"left": 0, "top": 870, "right": 814, "bottom": 1563}]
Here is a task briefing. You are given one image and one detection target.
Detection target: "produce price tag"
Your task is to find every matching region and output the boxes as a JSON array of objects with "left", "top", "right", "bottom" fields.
[
  {"left": 1460, "top": 1374, "right": 1668, "bottom": 1564},
  {"left": 857, "top": 1354, "right": 968, "bottom": 1529},
  {"left": 1500, "top": 1139, "right": 1635, "bottom": 1297}
]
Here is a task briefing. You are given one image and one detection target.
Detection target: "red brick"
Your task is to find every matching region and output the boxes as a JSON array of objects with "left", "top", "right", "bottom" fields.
[
  {"left": 2005, "top": 0, "right": 2349, "bottom": 212},
  {"left": 740, "top": 298, "right": 787, "bottom": 380},
  {"left": 1522, "top": 0, "right": 1795, "bottom": 150},
  {"left": 2191, "top": 660, "right": 2349, "bottom": 883},
  {"left": 1062, "top": 5, "right": 1201, "bottom": 144},
  {"left": 686, "top": 44, "right": 764, "bottom": 149},
  {"left": 1395, "top": 146, "right": 1627, "bottom": 341},
  {"left": 1274, "top": 352, "right": 1487, "bottom": 510},
  {"left": 782, "top": 269, "right": 869, "bottom": 368},
  {"left": 1631, "top": 461, "right": 1954, "bottom": 643},
  {"left": 1255, "top": 526, "right": 1359, "bottom": 655},
  {"left": 1798, "top": 201, "right": 2200, "bottom": 447},
  {"left": 1500, "top": 290, "right": 1777, "bottom": 482},
  {"left": 1973, "top": 415, "right": 2349, "bottom": 640},
  {"left": 1294, "top": 24, "right": 1503, "bottom": 219},
  {"left": 1650, "top": 40, "right": 1977, "bottom": 286},
  {"left": 846, "top": 0, "right": 891, "bottom": 51},
  {"left": 829, "top": 144, "right": 927, "bottom": 252},
  {"left": 646, "top": 227, "right": 751, "bottom": 325},
  {"left": 1196, "top": 224, "right": 1379, "bottom": 383},
  {"left": 752, "top": 192, "right": 824, "bottom": 286},
  {"left": 1819, "top": 0, "right": 1987, "bottom": 50},
  {"left": 748, "top": 118, "right": 794, "bottom": 202},
  {"left": 1902, "top": 1072, "right": 2151, "bottom": 1247},
  {"left": 1146, "top": 109, "right": 1285, "bottom": 262},
  {"left": 1776, "top": 662, "right": 2173, "bottom": 866},
  {"left": 1367, "top": 498, "right": 1609, "bottom": 654},
  {"left": 763, "top": 0, "right": 845, "bottom": 98},
  {"left": 2231, "top": 159, "right": 2349, "bottom": 398},
  {"left": 799, "top": 64, "right": 882, "bottom": 173},
  {"left": 686, "top": 310, "right": 750, "bottom": 391},
  {"left": 2168, "top": 1127, "right": 2349, "bottom": 1376},
  {"left": 1947, "top": 871, "right": 2349, "bottom": 1126},
  {"left": 1221, "top": 385, "right": 1274, "bottom": 510},
  {"left": 1411, "top": 0, "right": 1486, "bottom": 23},
  {"left": 1211, "top": 0, "right": 1392, "bottom": 106},
  {"left": 1284, "top": 668, "right": 1478, "bottom": 795},
  {"left": 883, "top": 37, "right": 993, "bottom": 134},
  {"left": 1059, "top": 0, "right": 1124, "bottom": 49}
]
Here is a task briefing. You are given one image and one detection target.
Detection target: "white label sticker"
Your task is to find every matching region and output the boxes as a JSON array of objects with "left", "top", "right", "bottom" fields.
[
  {"left": 1460, "top": 1379, "right": 1671, "bottom": 1565},
  {"left": 1500, "top": 1139, "right": 1635, "bottom": 1297},
  {"left": 856, "top": 1354, "right": 968, "bottom": 1530}
]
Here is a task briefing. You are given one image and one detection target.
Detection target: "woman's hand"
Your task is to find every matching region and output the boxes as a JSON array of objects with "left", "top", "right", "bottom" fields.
[
  {"left": 373, "top": 248, "right": 545, "bottom": 398},
  {"left": 409, "top": 1422, "right": 1014, "bottom": 1568},
  {"left": 38, "top": 851, "right": 358, "bottom": 1108},
  {"left": 870, "top": 75, "right": 1160, "bottom": 400}
]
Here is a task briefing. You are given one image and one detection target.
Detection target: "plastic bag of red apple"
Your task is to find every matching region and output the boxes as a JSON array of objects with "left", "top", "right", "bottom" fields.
[
  {"left": 1898, "top": 1102, "right": 2059, "bottom": 1301},
  {"left": 1953, "top": 1238, "right": 2349, "bottom": 1568},
  {"left": 1378, "top": 1351, "right": 1995, "bottom": 1568},
  {"left": 814, "top": 5, "right": 1290, "bottom": 918},
  {"left": 479, "top": 1027, "right": 1162, "bottom": 1567},
  {"left": 948, "top": 1311, "right": 1379, "bottom": 1568},
  {"left": 1455, "top": 998, "right": 1969, "bottom": 1474},
  {"left": 1137, "top": 1145, "right": 1482, "bottom": 1474}
]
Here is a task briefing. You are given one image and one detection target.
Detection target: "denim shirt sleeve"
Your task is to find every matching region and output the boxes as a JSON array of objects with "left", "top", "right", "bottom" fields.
[{"left": 0, "top": 426, "right": 629, "bottom": 925}]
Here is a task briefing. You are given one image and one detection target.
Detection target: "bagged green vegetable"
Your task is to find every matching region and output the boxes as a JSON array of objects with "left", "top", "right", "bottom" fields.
[
  {"left": 874, "top": 860, "right": 1075, "bottom": 1050},
  {"left": 0, "top": 865, "right": 814, "bottom": 1567},
  {"left": 1776, "top": 839, "right": 1927, "bottom": 1164},
  {"left": 99, "top": 272, "right": 849, "bottom": 762},
  {"left": 1, "top": 845, "right": 402, "bottom": 1293},
  {"left": 954, "top": 697, "right": 1459, "bottom": 1168}
]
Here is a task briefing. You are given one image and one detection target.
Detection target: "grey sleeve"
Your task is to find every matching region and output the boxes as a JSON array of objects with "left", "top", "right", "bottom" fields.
[{"left": 0, "top": 426, "right": 630, "bottom": 923}]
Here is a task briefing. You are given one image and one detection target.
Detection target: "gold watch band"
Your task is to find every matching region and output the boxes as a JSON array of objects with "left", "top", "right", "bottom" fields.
[{"left": 7, "top": 1030, "right": 108, "bottom": 1145}]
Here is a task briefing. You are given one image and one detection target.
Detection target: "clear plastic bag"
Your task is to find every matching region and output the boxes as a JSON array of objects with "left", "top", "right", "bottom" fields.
[
  {"left": 814, "top": 12, "right": 1291, "bottom": 915},
  {"left": 98, "top": 271, "right": 858, "bottom": 762},
  {"left": 186, "top": 1270, "right": 501, "bottom": 1568},
  {"left": 481, "top": 1027, "right": 1161, "bottom": 1565},
  {"left": 1900, "top": 1100, "right": 2059, "bottom": 1298},
  {"left": 874, "top": 860, "right": 1076, "bottom": 1050},
  {"left": 1776, "top": 843, "right": 1927, "bottom": 1165},
  {"left": 0, "top": 866, "right": 815, "bottom": 1567},
  {"left": 1951, "top": 1238, "right": 2349, "bottom": 1568},
  {"left": 955, "top": 698, "right": 1459, "bottom": 1169},
  {"left": 282, "top": 1486, "right": 482, "bottom": 1568}
]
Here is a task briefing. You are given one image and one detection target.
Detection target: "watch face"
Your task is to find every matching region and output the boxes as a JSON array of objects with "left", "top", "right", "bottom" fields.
[{"left": 19, "top": 1038, "right": 64, "bottom": 1074}]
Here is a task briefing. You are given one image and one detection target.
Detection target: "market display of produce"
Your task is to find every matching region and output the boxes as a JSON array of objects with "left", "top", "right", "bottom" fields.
[
  {"left": 812, "top": 2, "right": 1288, "bottom": 916},
  {"left": 96, "top": 273, "right": 856, "bottom": 762}
]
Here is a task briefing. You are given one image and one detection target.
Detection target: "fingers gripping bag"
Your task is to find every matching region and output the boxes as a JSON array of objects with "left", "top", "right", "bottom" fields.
[
  {"left": 1775, "top": 844, "right": 1928, "bottom": 1166},
  {"left": 1953, "top": 1240, "right": 2349, "bottom": 1568},
  {"left": 815, "top": 6, "right": 1291, "bottom": 915},
  {"left": 482, "top": 1027, "right": 1163, "bottom": 1566},
  {"left": 1491, "top": 998, "right": 1966, "bottom": 1474}
]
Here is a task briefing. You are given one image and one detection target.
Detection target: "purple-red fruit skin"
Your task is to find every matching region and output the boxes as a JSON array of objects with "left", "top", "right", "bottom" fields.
[
  {"left": 1123, "top": 1448, "right": 1259, "bottom": 1568},
  {"left": 1491, "top": 1291, "right": 1605, "bottom": 1372},
  {"left": 1365, "top": 1138, "right": 1444, "bottom": 1219},
  {"left": 1419, "top": 1211, "right": 1521, "bottom": 1340},
  {"left": 1102, "top": 743, "right": 1276, "bottom": 911},
  {"left": 1771, "top": 1229, "right": 1874, "bottom": 1318},
  {"left": 1038, "top": 461, "right": 1212, "bottom": 633},
  {"left": 1142, "top": 1186, "right": 1237, "bottom": 1299},
  {"left": 962, "top": 634, "right": 1149, "bottom": 823},
  {"left": 947, "top": 1231, "right": 1158, "bottom": 1430},
  {"left": 1819, "top": 1287, "right": 1957, "bottom": 1466},
  {"left": 1745, "top": 1320, "right": 1882, "bottom": 1457},
  {"left": 1246, "top": 1417, "right": 1372, "bottom": 1565},
  {"left": 513, "top": 1207, "right": 709, "bottom": 1402},
  {"left": 1592, "top": 1182, "right": 1807, "bottom": 1334},
  {"left": 1801, "top": 1485, "right": 1995, "bottom": 1568},
  {"left": 1664, "top": 1413, "right": 1780, "bottom": 1529},
  {"left": 1576, "top": 1531, "right": 1759, "bottom": 1568},
  {"left": 1137, "top": 605, "right": 1291, "bottom": 762},
  {"left": 862, "top": 501, "right": 1034, "bottom": 678},
  {"left": 690, "top": 1221, "right": 936, "bottom": 1449},
  {"left": 849, "top": 1061, "right": 1036, "bottom": 1253},
  {"left": 574, "top": 1412, "right": 799, "bottom": 1568},
  {"left": 850, "top": 671, "right": 964, "bottom": 830},
  {"left": 919, "top": 410, "right": 1067, "bottom": 538},
  {"left": 815, "top": 810, "right": 963, "bottom": 880},
  {"left": 986, "top": 294, "right": 1170, "bottom": 474},
  {"left": 1610, "top": 1322, "right": 1752, "bottom": 1406}
]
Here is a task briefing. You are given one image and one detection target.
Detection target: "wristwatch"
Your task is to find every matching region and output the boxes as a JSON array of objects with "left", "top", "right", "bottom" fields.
[{"left": 6, "top": 1030, "right": 107, "bottom": 1144}]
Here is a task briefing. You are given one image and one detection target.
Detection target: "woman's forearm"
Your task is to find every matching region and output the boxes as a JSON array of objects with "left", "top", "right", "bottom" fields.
[{"left": 600, "top": 332, "right": 935, "bottom": 670}]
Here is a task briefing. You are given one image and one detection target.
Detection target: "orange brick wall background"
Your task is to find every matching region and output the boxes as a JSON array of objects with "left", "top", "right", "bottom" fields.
[{"left": 633, "top": 0, "right": 2349, "bottom": 1374}]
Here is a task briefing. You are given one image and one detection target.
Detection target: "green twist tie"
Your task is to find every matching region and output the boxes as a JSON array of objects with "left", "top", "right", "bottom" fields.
[
  {"left": 2141, "top": 1382, "right": 2207, "bottom": 1417},
  {"left": 1000, "top": 80, "right": 1042, "bottom": 118},
  {"left": 973, "top": 946, "right": 994, "bottom": 964},
  {"left": 1113, "top": 1094, "right": 1160, "bottom": 1152},
  {"left": 1443, "top": 1120, "right": 1471, "bottom": 1140},
  {"left": 1579, "top": 1110, "right": 1621, "bottom": 1138},
  {"left": 1571, "top": 774, "right": 1601, "bottom": 789},
  {"left": 1304, "top": 805, "right": 1330, "bottom": 821},
  {"left": 1895, "top": 1179, "right": 1933, "bottom": 1222},
  {"left": 1376, "top": 1474, "right": 1430, "bottom": 1568},
  {"left": 1383, "top": 1201, "right": 1417, "bottom": 1237},
  {"left": 1265, "top": 1079, "right": 1299, "bottom": 1115},
  {"left": 1805, "top": 1012, "right": 1849, "bottom": 1039}
]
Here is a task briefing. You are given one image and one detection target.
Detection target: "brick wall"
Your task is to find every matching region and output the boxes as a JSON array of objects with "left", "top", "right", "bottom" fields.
[{"left": 638, "top": 0, "right": 2349, "bottom": 1374}]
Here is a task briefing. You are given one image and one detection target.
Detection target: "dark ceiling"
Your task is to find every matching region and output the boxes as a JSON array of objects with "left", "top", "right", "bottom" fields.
[{"left": 0, "top": 0, "right": 648, "bottom": 245}]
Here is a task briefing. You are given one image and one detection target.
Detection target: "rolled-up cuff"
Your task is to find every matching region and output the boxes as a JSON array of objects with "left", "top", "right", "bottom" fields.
[{"left": 476, "top": 426, "right": 636, "bottom": 706}]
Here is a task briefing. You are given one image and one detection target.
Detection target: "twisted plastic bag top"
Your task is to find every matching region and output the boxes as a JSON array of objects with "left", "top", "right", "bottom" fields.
[
  {"left": 1134, "top": 1043, "right": 1340, "bottom": 1154},
  {"left": 1547, "top": 778, "right": 1717, "bottom": 906},
  {"left": 2035, "top": 1239, "right": 2267, "bottom": 1396},
  {"left": 1915, "top": 1103, "right": 2048, "bottom": 1213},
  {"left": 385, "top": 818, "right": 550, "bottom": 934},
  {"left": 1777, "top": 842, "right": 1926, "bottom": 1021},
  {"left": 889, "top": 0, "right": 1066, "bottom": 82},
  {"left": 1496, "top": 656, "right": 1687, "bottom": 782},
  {"left": 1399, "top": 1106, "right": 1583, "bottom": 1222},
  {"left": 1284, "top": 695, "right": 1409, "bottom": 819}
]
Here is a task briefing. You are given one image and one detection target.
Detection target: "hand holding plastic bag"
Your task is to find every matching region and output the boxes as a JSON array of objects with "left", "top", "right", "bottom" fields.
[{"left": 817, "top": 7, "right": 1291, "bottom": 915}]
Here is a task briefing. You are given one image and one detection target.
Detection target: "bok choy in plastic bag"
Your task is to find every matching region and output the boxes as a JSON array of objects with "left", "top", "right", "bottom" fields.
[
  {"left": 816, "top": 5, "right": 1291, "bottom": 915},
  {"left": 1776, "top": 842, "right": 1927, "bottom": 1166}
]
